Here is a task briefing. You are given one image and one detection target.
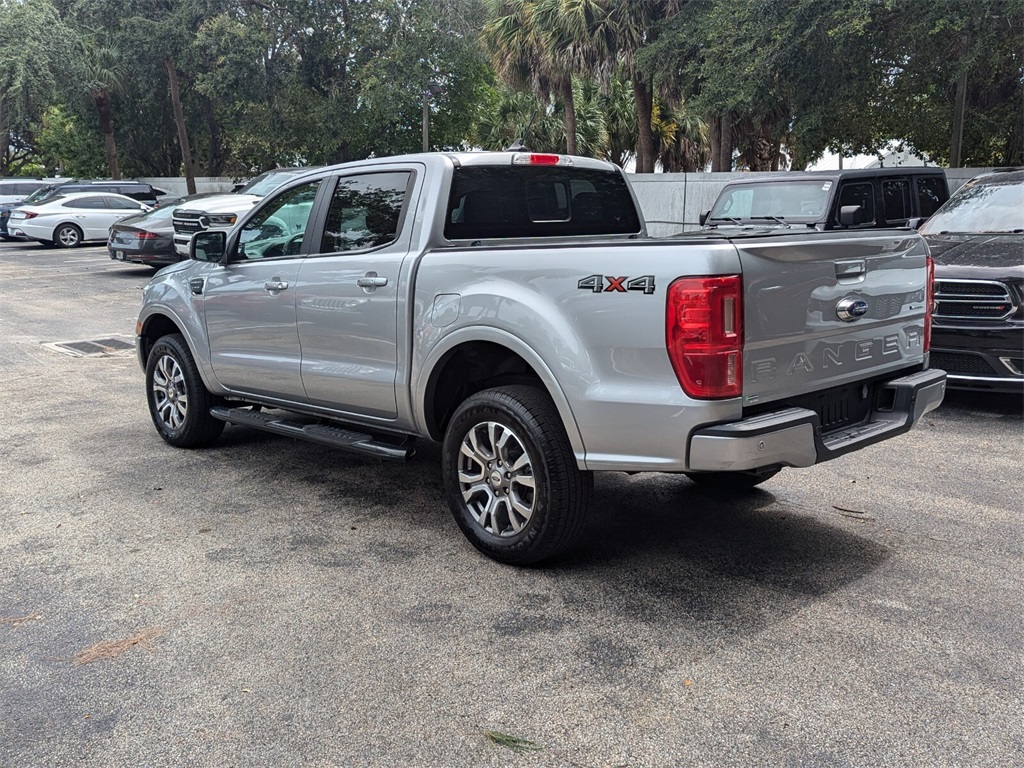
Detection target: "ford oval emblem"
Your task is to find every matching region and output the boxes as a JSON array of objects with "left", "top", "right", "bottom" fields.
[{"left": 836, "top": 297, "right": 869, "bottom": 322}]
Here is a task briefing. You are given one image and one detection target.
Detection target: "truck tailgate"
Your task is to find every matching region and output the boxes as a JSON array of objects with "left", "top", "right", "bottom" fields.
[{"left": 735, "top": 230, "right": 930, "bottom": 406}]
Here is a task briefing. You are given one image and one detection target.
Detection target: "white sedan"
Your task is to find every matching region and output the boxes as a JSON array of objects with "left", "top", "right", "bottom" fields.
[{"left": 9, "top": 191, "right": 152, "bottom": 248}]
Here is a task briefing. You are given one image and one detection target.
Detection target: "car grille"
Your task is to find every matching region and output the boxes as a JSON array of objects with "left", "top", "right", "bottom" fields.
[
  {"left": 173, "top": 211, "right": 205, "bottom": 235},
  {"left": 934, "top": 279, "right": 1015, "bottom": 320},
  {"left": 929, "top": 352, "right": 998, "bottom": 376}
]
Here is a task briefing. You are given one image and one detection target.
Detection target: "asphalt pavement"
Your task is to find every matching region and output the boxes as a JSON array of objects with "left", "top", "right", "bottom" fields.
[{"left": 1, "top": 240, "right": 1021, "bottom": 767}]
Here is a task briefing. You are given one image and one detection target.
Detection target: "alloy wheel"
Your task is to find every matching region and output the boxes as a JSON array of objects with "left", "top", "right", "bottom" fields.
[
  {"left": 457, "top": 420, "right": 537, "bottom": 536},
  {"left": 152, "top": 353, "right": 188, "bottom": 430}
]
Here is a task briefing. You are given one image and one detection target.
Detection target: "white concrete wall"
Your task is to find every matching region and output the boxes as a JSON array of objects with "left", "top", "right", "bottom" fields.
[{"left": 139, "top": 177, "right": 238, "bottom": 198}]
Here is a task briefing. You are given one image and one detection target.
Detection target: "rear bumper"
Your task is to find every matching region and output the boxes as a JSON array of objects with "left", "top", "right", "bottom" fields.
[{"left": 688, "top": 368, "right": 946, "bottom": 472}]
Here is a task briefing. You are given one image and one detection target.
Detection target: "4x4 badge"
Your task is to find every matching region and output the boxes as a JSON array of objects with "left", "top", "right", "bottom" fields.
[{"left": 836, "top": 296, "right": 869, "bottom": 321}]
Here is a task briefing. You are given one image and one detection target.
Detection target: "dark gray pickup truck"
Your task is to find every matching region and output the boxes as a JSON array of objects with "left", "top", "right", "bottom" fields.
[{"left": 136, "top": 151, "right": 946, "bottom": 564}]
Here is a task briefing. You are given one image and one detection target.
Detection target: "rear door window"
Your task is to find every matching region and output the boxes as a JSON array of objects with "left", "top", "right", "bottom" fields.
[
  {"left": 104, "top": 195, "right": 144, "bottom": 210},
  {"left": 319, "top": 172, "right": 411, "bottom": 253},
  {"left": 881, "top": 179, "right": 912, "bottom": 225},
  {"left": 445, "top": 166, "right": 641, "bottom": 240}
]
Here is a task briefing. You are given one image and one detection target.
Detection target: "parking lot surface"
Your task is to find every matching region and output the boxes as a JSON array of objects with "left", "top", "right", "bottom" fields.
[{"left": 1, "top": 241, "right": 1021, "bottom": 766}]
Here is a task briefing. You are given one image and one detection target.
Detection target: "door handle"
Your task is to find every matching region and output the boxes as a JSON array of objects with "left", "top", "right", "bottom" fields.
[
  {"left": 357, "top": 272, "right": 388, "bottom": 288},
  {"left": 264, "top": 279, "right": 289, "bottom": 292}
]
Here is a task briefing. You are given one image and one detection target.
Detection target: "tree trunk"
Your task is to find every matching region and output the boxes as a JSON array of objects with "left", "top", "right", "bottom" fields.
[
  {"left": 165, "top": 57, "right": 196, "bottom": 195},
  {"left": 718, "top": 112, "right": 733, "bottom": 172},
  {"left": 94, "top": 91, "right": 121, "bottom": 179},
  {"left": 204, "top": 97, "right": 225, "bottom": 177},
  {"left": 561, "top": 79, "right": 577, "bottom": 156},
  {"left": 0, "top": 101, "right": 7, "bottom": 176},
  {"left": 632, "top": 74, "right": 655, "bottom": 173},
  {"left": 950, "top": 67, "right": 968, "bottom": 167},
  {"left": 709, "top": 114, "right": 722, "bottom": 172}
]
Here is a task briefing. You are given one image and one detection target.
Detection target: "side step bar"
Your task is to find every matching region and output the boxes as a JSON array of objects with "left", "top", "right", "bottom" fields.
[{"left": 210, "top": 406, "right": 415, "bottom": 462}]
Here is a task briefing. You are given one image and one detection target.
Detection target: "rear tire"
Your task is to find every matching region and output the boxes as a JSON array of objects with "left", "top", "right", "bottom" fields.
[
  {"left": 684, "top": 468, "right": 780, "bottom": 491},
  {"left": 145, "top": 333, "right": 224, "bottom": 448},
  {"left": 442, "top": 385, "right": 592, "bottom": 565},
  {"left": 53, "top": 224, "right": 83, "bottom": 248}
]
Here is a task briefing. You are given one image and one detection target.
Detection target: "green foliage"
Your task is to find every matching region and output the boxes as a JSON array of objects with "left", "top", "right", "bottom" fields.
[
  {"left": 0, "top": 0, "right": 76, "bottom": 173},
  {"left": 1, "top": 0, "right": 1018, "bottom": 176},
  {"left": 36, "top": 105, "right": 105, "bottom": 176}
]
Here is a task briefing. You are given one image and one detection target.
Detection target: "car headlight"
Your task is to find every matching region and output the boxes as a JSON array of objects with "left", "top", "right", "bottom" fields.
[{"left": 206, "top": 214, "right": 237, "bottom": 226}]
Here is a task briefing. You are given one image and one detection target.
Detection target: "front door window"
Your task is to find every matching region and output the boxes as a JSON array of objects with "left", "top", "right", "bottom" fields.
[{"left": 238, "top": 180, "right": 321, "bottom": 260}]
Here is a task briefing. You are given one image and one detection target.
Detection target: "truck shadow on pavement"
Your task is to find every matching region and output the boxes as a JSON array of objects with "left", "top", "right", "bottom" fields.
[{"left": 208, "top": 429, "right": 890, "bottom": 636}]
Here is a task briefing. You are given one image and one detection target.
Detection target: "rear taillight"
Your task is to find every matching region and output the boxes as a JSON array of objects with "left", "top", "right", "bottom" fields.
[
  {"left": 666, "top": 275, "right": 743, "bottom": 399},
  {"left": 924, "top": 256, "right": 934, "bottom": 352},
  {"left": 137, "top": 232, "right": 158, "bottom": 240},
  {"left": 22, "top": 212, "right": 38, "bottom": 220}
]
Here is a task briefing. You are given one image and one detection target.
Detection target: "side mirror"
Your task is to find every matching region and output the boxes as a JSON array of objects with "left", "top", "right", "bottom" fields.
[
  {"left": 232, "top": 183, "right": 245, "bottom": 193},
  {"left": 191, "top": 230, "right": 227, "bottom": 262},
  {"left": 839, "top": 205, "right": 864, "bottom": 227},
  {"left": 906, "top": 217, "right": 925, "bottom": 230},
  {"left": 699, "top": 210, "right": 710, "bottom": 226}
]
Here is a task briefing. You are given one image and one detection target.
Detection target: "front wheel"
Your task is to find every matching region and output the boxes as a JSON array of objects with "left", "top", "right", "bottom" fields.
[
  {"left": 53, "top": 224, "right": 82, "bottom": 248},
  {"left": 684, "top": 468, "right": 780, "bottom": 491},
  {"left": 442, "top": 385, "right": 592, "bottom": 565},
  {"left": 145, "top": 333, "right": 224, "bottom": 448}
]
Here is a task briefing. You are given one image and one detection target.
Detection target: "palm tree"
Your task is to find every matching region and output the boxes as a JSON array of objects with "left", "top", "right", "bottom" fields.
[
  {"left": 599, "top": 74, "right": 636, "bottom": 167},
  {"left": 79, "top": 35, "right": 125, "bottom": 179},
  {"left": 606, "top": 0, "right": 682, "bottom": 173},
  {"left": 483, "top": 0, "right": 611, "bottom": 155},
  {"left": 472, "top": 86, "right": 564, "bottom": 152},
  {"left": 656, "top": 102, "right": 710, "bottom": 172}
]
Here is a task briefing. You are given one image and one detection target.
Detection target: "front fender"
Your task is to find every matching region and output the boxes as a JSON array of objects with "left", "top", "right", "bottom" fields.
[{"left": 137, "top": 268, "right": 219, "bottom": 392}]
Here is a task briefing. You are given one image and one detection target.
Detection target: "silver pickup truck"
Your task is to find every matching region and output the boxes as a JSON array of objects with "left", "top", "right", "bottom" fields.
[{"left": 136, "top": 151, "right": 946, "bottom": 564}]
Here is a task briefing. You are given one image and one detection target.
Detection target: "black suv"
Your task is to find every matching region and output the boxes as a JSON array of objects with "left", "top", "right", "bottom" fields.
[
  {"left": 919, "top": 169, "right": 1024, "bottom": 392},
  {"left": 701, "top": 167, "right": 950, "bottom": 230},
  {"left": 49, "top": 180, "right": 166, "bottom": 207}
]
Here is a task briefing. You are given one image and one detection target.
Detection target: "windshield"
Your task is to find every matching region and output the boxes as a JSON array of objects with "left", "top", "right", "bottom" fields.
[
  {"left": 709, "top": 180, "right": 831, "bottom": 223},
  {"left": 919, "top": 176, "right": 1024, "bottom": 234},
  {"left": 236, "top": 170, "right": 305, "bottom": 197},
  {"left": 126, "top": 205, "right": 176, "bottom": 225},
  {"left": 23, "top": 185, "right": 58, "bottom": 204}
]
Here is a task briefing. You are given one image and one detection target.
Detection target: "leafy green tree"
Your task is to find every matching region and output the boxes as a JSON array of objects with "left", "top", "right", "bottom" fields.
[
  {"left": 36, "top": 105, "right": 105, "bottom": 176},
  {"left": 0, "top": 0, "right": 75, "bottom": 175},
  {"left": 872, "top": 0, "right": 1023, "bottom": 167}
]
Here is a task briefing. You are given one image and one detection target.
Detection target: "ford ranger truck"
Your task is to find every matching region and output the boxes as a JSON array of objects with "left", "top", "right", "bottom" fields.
[{"left": 136, "top": 151, "right": 946, "bottom": 565}]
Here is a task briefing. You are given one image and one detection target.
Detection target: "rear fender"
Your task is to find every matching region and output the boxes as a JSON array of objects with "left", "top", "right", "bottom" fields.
[{"left": 413, "top": 325, "right": 586, "bottom": 464}]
